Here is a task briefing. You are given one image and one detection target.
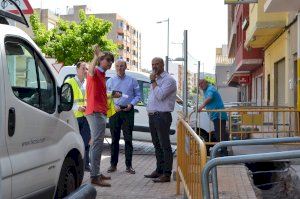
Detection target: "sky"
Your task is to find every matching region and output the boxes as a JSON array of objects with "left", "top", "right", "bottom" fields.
[{"left": 28, "top": 0, "right": 228, "bottom": 74}]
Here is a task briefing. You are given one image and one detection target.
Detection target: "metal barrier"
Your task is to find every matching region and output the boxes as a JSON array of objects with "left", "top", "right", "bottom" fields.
[
  {"left": 176, "top": 118, "right": 207, "bottom": 199},
  {"left": 198, "top": 108, "right": 300, "bottom": 145},
  {"left": 201, "top": 149, "right": 300, "bottom": 199},
  {"left": 210, "top": 137, "right": 300, "bottom": 199}
]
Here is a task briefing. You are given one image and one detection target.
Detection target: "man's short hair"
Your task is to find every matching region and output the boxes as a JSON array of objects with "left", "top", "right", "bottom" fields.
[
  {"left": 99, "top": 51, "right": 115, "bottom": 63},
  {"left": 76, "top": 61, "right": 85, "bottom": 69},
  {"left": 116, "top": 59, "right": 127, "bottom": 67}
]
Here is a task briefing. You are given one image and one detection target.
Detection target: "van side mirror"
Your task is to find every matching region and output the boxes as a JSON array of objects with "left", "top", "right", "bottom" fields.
[{"left": 58, "top": 83, "right": 74, "bottom": 113}]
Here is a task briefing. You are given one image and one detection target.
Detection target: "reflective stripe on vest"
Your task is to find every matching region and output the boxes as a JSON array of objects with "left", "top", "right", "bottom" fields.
[{"left": 65, "top": 77, "right": 85, "bottom": 118}]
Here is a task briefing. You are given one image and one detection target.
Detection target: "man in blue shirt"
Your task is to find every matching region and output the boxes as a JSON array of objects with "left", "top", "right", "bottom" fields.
[
  {"left": 198, "top": 79, "right": 228, "bottom": 155},
  {"left": 106, "top": 60, "right": 141, "bottom": 174}
]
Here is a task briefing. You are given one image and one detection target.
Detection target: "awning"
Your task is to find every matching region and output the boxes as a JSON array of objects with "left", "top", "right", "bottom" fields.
[{"left": 227, "top": 72, "right": 251, "bottom": 87}]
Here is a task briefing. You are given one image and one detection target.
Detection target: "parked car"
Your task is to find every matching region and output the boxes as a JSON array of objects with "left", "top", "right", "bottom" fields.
[
  {"left": 57, "top": 65, "right": 213, "bottom": 143},
  {"left": 0, "top": 2, "right": 84, "bottom": 198}
]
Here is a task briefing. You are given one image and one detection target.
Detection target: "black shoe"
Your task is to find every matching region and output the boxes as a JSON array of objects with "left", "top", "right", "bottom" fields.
[
  {"left": 144, "top": 171, "right": 162, "bottom": 178},
  {"left": 152, "top": 175, "right": 171, "bottom": 183},
  {"left": 126, "top": 167, "right": 136, "bottom": 174},
  {"left": 84, "top": 165, "right": 91, "bottom": 172},
  {"left": 107, "top": 165, "right": 117, "bottom": 173}
]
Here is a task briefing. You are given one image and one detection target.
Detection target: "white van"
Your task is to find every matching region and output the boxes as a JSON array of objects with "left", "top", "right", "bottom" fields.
[
  {"left": 58, "top": 65, "right": 212, "bottom": 143},
  {"left": 0, "top": 2, "right": 84, "bottom": 198}
]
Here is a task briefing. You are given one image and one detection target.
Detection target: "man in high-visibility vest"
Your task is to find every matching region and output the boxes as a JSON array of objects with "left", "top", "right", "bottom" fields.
[{"left": 65, "top": 62, "right": 91, "bottom": 171}]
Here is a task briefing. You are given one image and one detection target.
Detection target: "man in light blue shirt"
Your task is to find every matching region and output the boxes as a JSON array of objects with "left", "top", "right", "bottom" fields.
[
  {"left": 106, "top": 60, "right": 141, "bottom": 174},
  {"left": 144, "top": 57, "right": 177, "bottom": 183},
  {"left": 198, "top": 79, "right": 228, "bottom": 156}
]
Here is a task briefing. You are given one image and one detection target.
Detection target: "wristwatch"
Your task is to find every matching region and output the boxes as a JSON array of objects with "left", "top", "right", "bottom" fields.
[{"left": 150, "top": 79, "right": 156, "bottom": 84}]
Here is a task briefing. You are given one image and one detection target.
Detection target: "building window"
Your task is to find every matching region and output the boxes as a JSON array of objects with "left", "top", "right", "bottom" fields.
[
  {"left": 133, "top": 60, "right": 136, "bottom": 66},
  {"left": 133, "top": 50, "right": 136, "bottom": 56},
  {"left": 126, "top": 25, "right": 130, "bottom": 31},
  {"left": 117, "top": 34, "right": 124, "bottom": 41},
  {"left": 118, "top": 20, "right": 123, "bottom": 28},
  {"left": 126, "top": 58, "right": 130, "bottom": 63},
  {"left": 126, "top": 47, "right": 130, "bottom": 52},
  {"left": 118, "top": 44, "right": 124, "bottom": 50}
]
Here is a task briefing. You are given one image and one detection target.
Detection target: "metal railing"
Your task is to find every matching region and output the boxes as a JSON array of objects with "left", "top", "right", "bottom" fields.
[
  {"left": 210, "top": 137, "right": 300, "bottom": 199},
  {"left": 196, "top": 108, "right": 300, "bottom": 145},
  {"left": 176, "top": 118, "right": 207, "bottom": 199},
  {"left": 201, "top": 149, "right": 300, "bottom": 199}
]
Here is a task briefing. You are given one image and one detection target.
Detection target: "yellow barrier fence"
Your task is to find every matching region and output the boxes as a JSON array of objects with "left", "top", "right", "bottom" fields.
[
  {"left": 199, "top": 108, "right": 300, "bottom": 146},
  {"left": 176, "top": 118, "right": 207, "bottom": 199}
]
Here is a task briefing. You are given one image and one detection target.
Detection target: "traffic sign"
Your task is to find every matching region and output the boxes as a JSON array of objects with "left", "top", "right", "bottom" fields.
[
  {"left": 0, "top": 0, "right": 33, "bottom": 14},
  {"left": 225, "top": 0, "right": 258, "bottom": 4}
]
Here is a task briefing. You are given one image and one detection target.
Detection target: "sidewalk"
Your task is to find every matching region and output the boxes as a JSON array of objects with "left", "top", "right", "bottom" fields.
[
  {"left": 82, "top": 141, "right": 182, "bottom": 199},
  {"left": 81, "top": 140, "right": 257, "bottom": 199}
]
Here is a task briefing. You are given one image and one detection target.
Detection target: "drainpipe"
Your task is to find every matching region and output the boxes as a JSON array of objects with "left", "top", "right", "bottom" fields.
[
  {"left": 297, "top": 12, "right": 300, "bottom": 111},
  {"left": 297, "top": 12, "right": 300, "bottom": 135}
]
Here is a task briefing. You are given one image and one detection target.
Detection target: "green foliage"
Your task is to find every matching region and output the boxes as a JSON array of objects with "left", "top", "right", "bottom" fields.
[
  {"left": 205, "top": 76, "right": 216, "bottom": 85},
  {"left": 191, "top": 87, "right": 197, "bottom": 94},
  {"left": 30, "top": 10, "right": 118, "bottom": 65}
]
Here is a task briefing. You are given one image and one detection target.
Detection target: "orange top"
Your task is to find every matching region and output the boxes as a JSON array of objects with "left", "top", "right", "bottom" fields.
[{"left": 85, "top": 68, "right": 107, "bottom": 115}]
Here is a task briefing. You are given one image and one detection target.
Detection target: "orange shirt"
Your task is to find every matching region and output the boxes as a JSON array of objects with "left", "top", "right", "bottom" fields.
[{"left": 85, "top": 67, "right": 107, "bottom": 115}]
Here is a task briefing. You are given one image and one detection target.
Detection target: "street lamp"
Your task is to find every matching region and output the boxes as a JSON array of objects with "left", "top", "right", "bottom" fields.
[{"left": 157, "top": 18, "right": 169, "bottom": 72}]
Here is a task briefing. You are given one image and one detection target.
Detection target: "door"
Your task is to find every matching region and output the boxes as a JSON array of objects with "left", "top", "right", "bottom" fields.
[
  {"left": 274, "top": 59, "right": 286, "bottom": 129},
  {"left": 3, "top": 37, "right": 58, "bottom": 198},
  {"left": 0, "top": 45, "right": 12, "bottom": 199},
  {"left": 256, "top": 77, "right": 262, "bottom": 106},
  {"left": 274, "top": 59, "right": 285, "bottom": 107}
]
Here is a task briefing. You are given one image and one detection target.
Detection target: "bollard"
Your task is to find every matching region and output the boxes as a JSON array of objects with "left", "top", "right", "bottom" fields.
[{"left": 64, "top": 184, "right": 97, "bottom": 199}]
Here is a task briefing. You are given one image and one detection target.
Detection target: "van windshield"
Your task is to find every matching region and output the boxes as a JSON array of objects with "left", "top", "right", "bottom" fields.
[{"left": 0, "top": 0, "right": 29, "bottom": 26}]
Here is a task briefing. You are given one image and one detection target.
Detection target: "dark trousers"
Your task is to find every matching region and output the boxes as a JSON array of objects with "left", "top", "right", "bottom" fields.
[
  {"left": 109, "top": 108, "right": 134, "bottom": 167},
  {"left": 212, "top": 118, "right": 228, "bottom": 142},
  {"left": 77, "top": 116, "right": 91, "bottom": 167},
  {"left": 213, "top": 118, "right": 228, "bottom": 156},
  {"left": 149, "top": 112, "right": 173, "bottom": 176}
]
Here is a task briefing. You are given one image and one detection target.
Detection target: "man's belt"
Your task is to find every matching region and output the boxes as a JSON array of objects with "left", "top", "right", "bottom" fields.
[{"left": 148, "top": 111, "right": 170, "bottom": 116}]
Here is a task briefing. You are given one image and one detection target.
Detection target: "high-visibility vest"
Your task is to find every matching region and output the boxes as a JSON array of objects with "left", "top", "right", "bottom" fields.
[
  {"left": 107, "top": 93, "right": 116, "bottom": 118},
  {"left": 65, "top": 77, "right": 85, "bottom": 118}
]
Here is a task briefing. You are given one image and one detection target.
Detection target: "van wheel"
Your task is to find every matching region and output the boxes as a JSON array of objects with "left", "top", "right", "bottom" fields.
[{"left": 55, "top": 157, "right": 77, "bottom": 198}]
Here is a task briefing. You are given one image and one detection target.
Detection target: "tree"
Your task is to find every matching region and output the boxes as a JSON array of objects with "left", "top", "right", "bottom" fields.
[
  {"left": 30, "top": 10, "right": 118, "bottom": 65},
  {"left": 205, "top": 76, "right": 216, "bottom": 85}
]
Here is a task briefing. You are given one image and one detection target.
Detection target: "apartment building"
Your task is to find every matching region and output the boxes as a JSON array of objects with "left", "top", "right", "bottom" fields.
[
  {"left": 215, "top": 45, "right": 238, "bottom": 103},
  {"left": 227, "top": 3, "right": 264, "bottom": 105}
]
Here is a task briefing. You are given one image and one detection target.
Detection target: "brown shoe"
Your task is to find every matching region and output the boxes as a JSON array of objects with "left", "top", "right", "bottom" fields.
[
  {"left": 91, "top": 177, "right": 111, "bottom": 187},
  {"left": 107, "top": 165, "right": 117, "bottom": 173},
  {"left": 126, "top": 167, "right": 136, "bottom": 174},
  {"left": 100, "top": 174, "right": 111, "bottom": 180},
  {"left": 144, "top": 171, "right": 162, "bottom": 178},
  {"left": 152, "top": 175, "right": 171, "bottom": 183}
]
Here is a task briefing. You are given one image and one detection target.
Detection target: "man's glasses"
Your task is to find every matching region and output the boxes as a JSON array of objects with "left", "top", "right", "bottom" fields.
[{"left": 105, "top": 58, "right": 113, "bottom": 63}]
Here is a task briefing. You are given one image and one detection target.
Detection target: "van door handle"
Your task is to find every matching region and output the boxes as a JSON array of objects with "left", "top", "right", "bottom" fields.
[
  {"left": 8, "top": 108, "right": 16, "bottom": 137},
  {"left": 134, "top": 109, "right": 139, "bottom": 113}
]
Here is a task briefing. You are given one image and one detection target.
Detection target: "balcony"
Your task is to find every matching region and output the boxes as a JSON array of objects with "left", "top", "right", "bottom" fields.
[
  {"left": 235, "top": 43, "right": 263, "bottom": 72},
  {"left": 245, "top": 1, "right": 287, "bottom": 48},
  {"left": 264, "top": 0, "right": 300, "bottom": 12},
  {"left": 228, "top": 20, "right": 237, "bottom": 58}
]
